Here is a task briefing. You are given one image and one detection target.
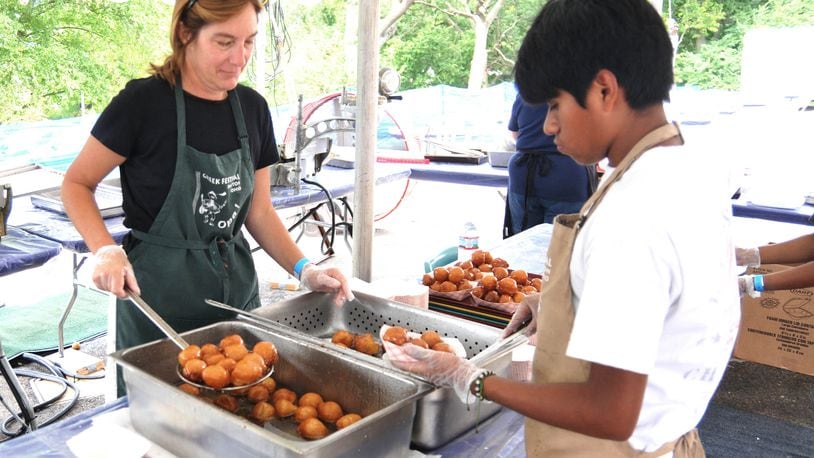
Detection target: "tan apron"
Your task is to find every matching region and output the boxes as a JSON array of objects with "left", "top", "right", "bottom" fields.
[{"left": 525, "top": 123, "right": 704, "bottom": 457}]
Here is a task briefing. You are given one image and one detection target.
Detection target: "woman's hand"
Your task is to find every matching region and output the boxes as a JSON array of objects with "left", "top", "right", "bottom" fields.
[
  {"left": 92, "top": 245, "right": 140, "bottom": 298},
  {"left": 299, "top": 263, "right": 354, "bottom": 305}
]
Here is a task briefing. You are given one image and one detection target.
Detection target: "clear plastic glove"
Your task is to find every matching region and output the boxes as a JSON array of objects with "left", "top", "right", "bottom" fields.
[
  {"left": 735, "top": 247, "right": 761, "bottom": 268},
  {"left": 500, "top": 293, "right": 540, "bottom": 340},
  {"left": 92, "top": 245, "right": 139, "bottom": 299},
  {"left": 738, "top": 275, "right": 761, "bottom": 298},
  {"left": 299, "top": 263, "right": 354, "bottom": 305},
  {"left": 383, "top": 340, "right": 486, "bottom": 404}
]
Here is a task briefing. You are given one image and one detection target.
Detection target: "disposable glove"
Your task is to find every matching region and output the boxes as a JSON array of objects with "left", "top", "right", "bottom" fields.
[
  {"left": 735, "top": 247, "right": 761, "bottom": 268},
  {"left": 384, "top": 340, "right": 486, "bottom": 404},
  {"left": 92, "top": 245, "right": 139, "bottom": 298},
  {"left": 738, "top": 275, "right": 761, "bottom": 298},
  {"left": 299, "top": 263, "right": 354, "bottom": 305},
  {"left": 500, "top": 293, "right": 540, "bottom": 340}
]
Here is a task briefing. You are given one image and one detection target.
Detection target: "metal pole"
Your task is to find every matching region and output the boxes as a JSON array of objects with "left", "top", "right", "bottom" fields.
[{"left": 352, "top": 0, "right": 379, "bottom": 281}]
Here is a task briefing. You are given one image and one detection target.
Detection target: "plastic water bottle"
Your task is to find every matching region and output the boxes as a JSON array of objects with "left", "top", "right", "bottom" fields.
[{"left": 458, "top": 222, "right": 480, "bottom": 261}]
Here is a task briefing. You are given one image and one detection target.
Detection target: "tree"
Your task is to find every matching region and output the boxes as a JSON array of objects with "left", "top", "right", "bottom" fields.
[
  {"left": 0, "top": 0, "right": 170, "bottom": 122},
  {"left": 417, "top": 0, "right": 506, "bottom": 89}
]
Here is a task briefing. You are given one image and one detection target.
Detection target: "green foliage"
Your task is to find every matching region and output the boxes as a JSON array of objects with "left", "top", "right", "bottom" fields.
[
  {"left": 382, "top": 7, "right": 473, "bottom": 89},
  {"left": 672, "top": 0, "right": 814, "bottom": 90},
  {"left": 0, "top": 0, "right": 170, "bottom": 123}
]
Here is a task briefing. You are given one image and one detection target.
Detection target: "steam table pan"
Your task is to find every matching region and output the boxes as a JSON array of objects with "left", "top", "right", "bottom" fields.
[
  {"left": 248, "top": 291, "right": 528, "bottom": 450},
  {"left": 110, "top": 320, "right": 432, "bottom": 457}
]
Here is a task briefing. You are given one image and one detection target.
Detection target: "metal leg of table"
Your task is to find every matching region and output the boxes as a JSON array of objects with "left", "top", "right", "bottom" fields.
[{"left": 57, "top": 252, "right": 88, "bottom": 358}]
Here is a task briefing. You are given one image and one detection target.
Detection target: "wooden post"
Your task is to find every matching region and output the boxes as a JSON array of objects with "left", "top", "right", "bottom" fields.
[{"left": 353, "top": 0, "right": 379, "bottom": 281}]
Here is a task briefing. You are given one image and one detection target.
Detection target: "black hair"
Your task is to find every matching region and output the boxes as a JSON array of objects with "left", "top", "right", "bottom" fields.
[{"left": 514, "top": 0, "right": 674, "bottom": 109}]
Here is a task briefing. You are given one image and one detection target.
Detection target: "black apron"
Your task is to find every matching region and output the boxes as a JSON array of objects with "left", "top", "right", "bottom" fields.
[{"left": 116, "top": 81, "right": 260, "bottom": 355}]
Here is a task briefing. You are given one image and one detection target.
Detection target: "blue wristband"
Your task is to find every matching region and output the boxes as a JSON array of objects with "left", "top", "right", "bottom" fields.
[
  {"left": 753, "top": 274, "right": 765, "bottom": 292},
  {"left": 293, "top": 257, "right": 310, "bottom": 280}
]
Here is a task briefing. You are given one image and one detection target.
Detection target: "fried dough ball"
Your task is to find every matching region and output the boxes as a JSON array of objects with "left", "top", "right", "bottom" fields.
[
  {"left": 332, "top": 330, "right": 355, "bottom": 347},
  {"left": 481, "top": 275, "right": 498, "bottom": 291},
  {"left": 483, "top": 290, "right": 500, "bottom": 303},
  {"left": 432, "top": 342, "right": 454, "bottom": 353},
  {"left": 457, "top": 280, "right": 473, "bottom": 291},
  {"left": 407, "top": 338, "right": 429, "bottom": 349},
  {"left": 336, "top": 413, "right": 362, "bottom": 430},
  {"left": 439, "top": 281, "right": 457, "bottom": 292},
  {"left": 472, "top": 269, "right": 484, "bottom": 280},
  {"left": 177, "top": 345, "right": 201, "bottom": 367},
  {"left": 200, "top": 343, "right": 220, "bottom": 359},
  {"left": 317, "top": 401, "right": 344, "bottom": 423},
  {"left": 219, "top": 334, "right": 243, "bottom": 350},
  {"left": 464, "top": 269, "right": 476, "bottom": 281},
  {"left": 253, "top": 341, "right": 279, "bottom": 366},
  {"left": 298, "top": 392, "right": 324, "bottom": 409},
  {"left": 492, "top": 266, "right": 509, "bottom": 280},
  {"left": 222, "top": 343, "right": 249, "bottom": 362},
  {"left": 531, "top": 278, "right": 543, "bottom": 291},
  {"left": 498, "top": 294, "right": 513, "bottom": 303},
  {"left": 182, "top": 358, "right": 207, "bottom": 382},
  {"left": 522, "top": 285, "right": 538, "bottom": 294},
  {"left": 178, "top": 383, "right": 200, "bottom": 396},
  {"left": 217, "top": 357, "right": 237, "bottom": 373},
  {"left": 447, "top": 266, "right": 465, "bottom": 283},
  {"left": 251, "top": 401, "right": 276, "bottom": 422},
  {"left": 272, "top": 387, "right": 297, "bottom": 404},
  {"left": 492, "top": 257, "right": 509, "bottom": 268},
  {"left": 201, "top": 364, "right": 230, "bottom": 389},
  {"left": 294, "top": 405, "right": 319, "bottom": 423},
  {"left": 214, "top": 394, "right": 239, "bottom": 413},
  {"left": 471, "top": 250, "right": 488, "bottom": 267},
  {"left": 353, "top": 333, "right": 381, "bottom": 356},
  {"left": 298, "top": 417, "right": 329, "bottom": 440},
  {"left": 471, "top": 286, "right": 484, "bottom": 299},
  {"left": 204, "top": 352, "right": 226, "bottom": 366},
  {"left": 513, "top": 292, "right": 526, "bottom": 303},
  {"left": 510, "top": 269, "right": 528, "bottom": 285},
  {"left": 274, "top": 398, "right": 297, "bottom": 418},
  {"left": 421, "top": 330, "right": 443, "bottom": 348},
  {"left": 429, "top": 281, "right": 443, "bottom": 292},
  {"left": 259, "top": 376, "right": 277, "bottom": 393},
  {"left": 497, "top": 277, "right": 518, "bottom": 295},
  {"left": 422, "top": 273, "right": 434, "bottom": 286},
  {"left": 459, "top": 260, "right": 474, "bottom": 270},
  {"left": 247, "top": 384, "right": 270, "bottom": 403},
  {"left": 242, "top": 352, "right": 267, "bottom": 371},
  {"left": 478, "top": 263, "right": 493, "bottom": 272},
  {"left": 383, "top": 326, "right": 408, "bottom": 346},
  {"left": 433, "top": 267, "right": 449, "bottom": 282},
  {"left": 231, "top": 358, "right": 263, "bottom": 386}
]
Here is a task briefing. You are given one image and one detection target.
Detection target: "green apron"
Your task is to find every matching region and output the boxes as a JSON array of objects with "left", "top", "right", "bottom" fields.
[{"left": 116, "top": 80, "right": 260, "bottom": 354}]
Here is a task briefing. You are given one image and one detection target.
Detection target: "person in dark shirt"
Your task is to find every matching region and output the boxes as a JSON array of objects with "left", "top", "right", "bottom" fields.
[
  {"left": 61, "top": 0, "right": 353, "bottom": 368},
  {"left": 504, "top": 94, "right": 597, "bottom": 238}
]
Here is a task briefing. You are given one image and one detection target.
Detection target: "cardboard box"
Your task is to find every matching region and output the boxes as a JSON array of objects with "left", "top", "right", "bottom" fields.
[{"left": 734, "top": 264, "right": 814, "bottom": 376}]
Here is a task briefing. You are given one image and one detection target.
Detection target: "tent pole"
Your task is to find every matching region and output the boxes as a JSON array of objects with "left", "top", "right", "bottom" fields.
[{"left": 352, "top": 0, "right": 380, "bottom": 282}]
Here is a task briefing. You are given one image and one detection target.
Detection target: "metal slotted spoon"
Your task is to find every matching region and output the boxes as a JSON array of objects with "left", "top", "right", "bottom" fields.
[{"left": 126, "top": 290, "right": 273, "bottom": 392}]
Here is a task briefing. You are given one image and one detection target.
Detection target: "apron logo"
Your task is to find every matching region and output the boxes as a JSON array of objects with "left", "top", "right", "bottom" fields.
[{"left": 198, "top": 172, "right": 242, "bottom": 227}]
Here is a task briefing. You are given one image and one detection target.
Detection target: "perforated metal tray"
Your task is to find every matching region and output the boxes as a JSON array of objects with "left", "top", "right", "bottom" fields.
[
  {"left": 249, "top": 291, "right": 527, "bottom": 449},
  {"left": 111, "top": 320, "right": 432, "bottom": 458}
]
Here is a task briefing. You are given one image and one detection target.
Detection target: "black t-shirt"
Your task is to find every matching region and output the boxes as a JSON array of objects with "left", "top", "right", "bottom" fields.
[{"left": 91, "top": 76, "right": 279, "bottom": 233}]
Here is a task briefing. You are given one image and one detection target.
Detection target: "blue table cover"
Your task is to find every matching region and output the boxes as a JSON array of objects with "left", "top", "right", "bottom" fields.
[
  {"left": 8, "top": 196, "right": 127, "bottom": 253},
  {"left": 272, "top": 164, "right": 411, "bottom": 208},
  {"left": 731, "top": 198, "right": 814, "bottom": 226},
  {"left": 409, "top": 161, "right": 509, "bottom": 187},
  {"left": 7, "top": 165, "right": 410, "bottom": 253},
  {"left": 0, "top": 226, "right": 62, "bottom": 276}
]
